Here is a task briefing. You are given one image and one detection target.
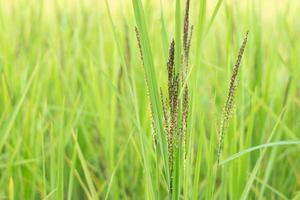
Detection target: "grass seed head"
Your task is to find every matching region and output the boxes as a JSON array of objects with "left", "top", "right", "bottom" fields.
[
  {"left": 182, "top": 85, "right": 189, "bottom": 158},
  {"left": 135, "top": 26, "right": 158, "bottom": 146},
  {"left": 136, "top": 1, "right": 194, "bottom": 194},
  {"left": 183, "top": 0, "right": 191, "bottom": 57},
  {"left": 135, "top": 27, "right": 144, "bottom": 65},
  {"left": 217, "top": 31, "right": 249, "bottom": 165},
  {"left": 167, "top": 39, "right": 176, "bottom": 105}
]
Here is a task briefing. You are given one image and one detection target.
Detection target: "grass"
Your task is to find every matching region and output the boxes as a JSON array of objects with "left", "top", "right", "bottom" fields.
[{"left": 0, "top": 0, "right": 300, "bottom": 199}]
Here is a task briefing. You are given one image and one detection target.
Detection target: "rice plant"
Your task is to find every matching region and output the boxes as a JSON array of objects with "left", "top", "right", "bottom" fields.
[
  {"left": 135, "top": 0, "right": 194, "bottom": 197},
  {"left": 0, "top": 0, "right": 299, "bottom": 199}
]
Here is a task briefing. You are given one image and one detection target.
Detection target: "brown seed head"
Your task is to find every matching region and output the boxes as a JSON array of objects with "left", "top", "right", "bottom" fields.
[
  {"left": 135, "top": 27, "right": 144, "bottom": 65},
  {"left": 183, "top": 0, "right": 190, "bottom": 57},
  {"left": 217, "top": 31, "right": 249, "bottom": 165}
]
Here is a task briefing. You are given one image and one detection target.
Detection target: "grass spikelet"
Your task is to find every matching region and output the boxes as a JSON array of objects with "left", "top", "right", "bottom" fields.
[
  {"left": 182, "top": 85, "right": 189, "bottom": 159},
  {"left": 135, "top": 26, "right": 158, "bottom": 146},
  {"left": 217, "top": 31, "right": 249, "bottom": 165},
  {"left": 135, "top": 26, "right": 144, "bottom": 65},
  {"left": 183, "top": 0, "right": 190, "bottom": 58},
  {"left": 158, "top": 39, "right": 182, "bottom": 193},
  {"left": 167, "top": 39, "right": 176, "bottom": 106},
  {"left": 167, "top": 44, "right": 178, "bottom": 193},
  {"left": 186, "top": 25, "right": 194, "bottom": 64},
  {"left": 160, "top": 87, "right": 169, "bottom": 131},
  {"left": 182, "top": 0, "right": 192, "bottom": 163}
]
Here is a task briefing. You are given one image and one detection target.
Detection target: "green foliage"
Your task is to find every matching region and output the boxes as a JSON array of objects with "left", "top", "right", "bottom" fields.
[{"left": 0, "top": 0, "right": 299, "bottom": 199}]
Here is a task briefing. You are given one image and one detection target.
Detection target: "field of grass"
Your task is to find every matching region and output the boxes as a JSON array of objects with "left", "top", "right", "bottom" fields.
[{"left": 0, "top": 0, "right": 300, "bottom": 199}]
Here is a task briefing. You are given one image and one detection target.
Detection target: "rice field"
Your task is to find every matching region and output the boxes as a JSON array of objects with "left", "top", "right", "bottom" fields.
[{"left": 0, "top": 0, "right": 300, "bottom": 199}]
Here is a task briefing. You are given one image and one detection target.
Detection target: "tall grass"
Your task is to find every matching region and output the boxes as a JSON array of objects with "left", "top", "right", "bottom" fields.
[{"left": 0, "top": 0, "right": 300, "bottom": 199}]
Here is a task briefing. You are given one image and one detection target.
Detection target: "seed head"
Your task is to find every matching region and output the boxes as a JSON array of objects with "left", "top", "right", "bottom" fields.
[{"left": 217, "top": 31, "right": 249, "bottom": 165}]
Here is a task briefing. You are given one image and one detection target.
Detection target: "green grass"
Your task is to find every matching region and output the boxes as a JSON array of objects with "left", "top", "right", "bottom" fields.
[{"left": 0, "top": 0, "right": 300, "bottom": 199}]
